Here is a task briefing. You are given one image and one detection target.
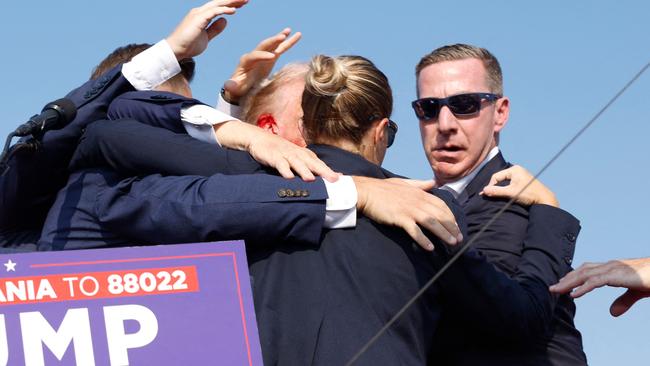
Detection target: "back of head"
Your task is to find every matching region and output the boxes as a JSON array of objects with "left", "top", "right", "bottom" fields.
[
  {"left": 416, "top": 44, "right": 503, "bottom": 95},
  {"left": 241, "top": 63, "right": 309, "bottom": 123},
  {"left": 90, "top": 43, "right": 151, "bottom": 80},
  {"left": 301, "top": 55, "right": 393, "bottom": 145}
]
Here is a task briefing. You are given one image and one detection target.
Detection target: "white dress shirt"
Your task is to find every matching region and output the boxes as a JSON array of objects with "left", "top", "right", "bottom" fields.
[{"left": 120, "top": 40, "right": 358, "bottom": 228}]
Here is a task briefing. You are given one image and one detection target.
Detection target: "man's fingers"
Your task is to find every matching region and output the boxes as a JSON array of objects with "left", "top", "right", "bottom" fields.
[
  {"left": 481, "top": 185, "right": 513, "bottom": 198},
  {"left": 305, "top": 158, "right": 339, "bottom": 183},
  {"left": 401, "top": 222, "right": 434, "bottom": 251},
  {"left": 610, "top": 289, "right": 649, "bottom": 317},
  {"left": 274, "top": 159, "right": 295, "bottom": 180},
  {"left": 487, "top": 169, "right": 511, "bottom": 187},
  {"left": 256, "top": 31, "right": 289, "bottom": 51},
  {"left": 286, "top": 157, "right": 315, "bottom": 182},
  {"left": 418, "top": 214, "right": 457, "bottom": 246},
  {"left": 241, "top": 50, "right": 277, "bottom": 65},
  {"left": 200, "top": 0, "right": 247, "bottom": 11},
  {"left": 206, "top": 17, "right": 229, "bottom": 40},
  {"left": 275, "top": 32, "right": 302, "bottom": 54}
]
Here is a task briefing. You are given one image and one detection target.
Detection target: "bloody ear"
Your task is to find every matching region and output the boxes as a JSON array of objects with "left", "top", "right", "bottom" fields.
[{"left": 256, "top": 113, "right": 280, "bottom": 135}]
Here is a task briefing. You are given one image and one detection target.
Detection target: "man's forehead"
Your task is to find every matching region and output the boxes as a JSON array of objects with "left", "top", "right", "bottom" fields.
[{"left": 417, "top": 58, "right": 489, "bottom": 96}]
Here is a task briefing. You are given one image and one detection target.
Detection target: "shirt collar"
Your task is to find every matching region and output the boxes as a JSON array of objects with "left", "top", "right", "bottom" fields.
[{"left": 438, "top": 146, "right": 500, "bottom": 198}]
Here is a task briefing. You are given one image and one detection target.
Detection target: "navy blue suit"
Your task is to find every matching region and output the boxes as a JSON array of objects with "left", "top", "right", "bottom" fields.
[
  {"left": 0, "top": 66, "right": 133, "bottom": 234},
  {"left": 431, "top": 153, "right": 587, "bottom": 365},
  {"left": 70, "top": 92, "right": 585, "bottom": 364}
]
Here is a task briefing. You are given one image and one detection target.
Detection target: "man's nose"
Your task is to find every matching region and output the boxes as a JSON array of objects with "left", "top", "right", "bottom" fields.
[{"left": 437, "top": 106, "right": 458, "bottom": 133}]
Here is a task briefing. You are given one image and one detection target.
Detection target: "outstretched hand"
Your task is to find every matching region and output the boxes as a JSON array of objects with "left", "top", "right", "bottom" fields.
[
  {"left": 223, "top": 28, "right": 302, "bottom": 103},
  {"left": 550, "top": 258, "right": 650, "bottom": 316},
  {"left": 166, "top": 0, "right": 249, "bottom": 60},
  {"left": 354, "top": 177, "right": 463, "bottom": 251}
]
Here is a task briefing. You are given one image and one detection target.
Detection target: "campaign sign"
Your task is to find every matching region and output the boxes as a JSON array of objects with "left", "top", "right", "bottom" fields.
[{"left": 0, "top": 241, "right": 262, "bottom": 366}]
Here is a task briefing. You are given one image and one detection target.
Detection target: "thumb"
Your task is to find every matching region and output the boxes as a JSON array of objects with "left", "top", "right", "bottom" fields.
[
  {"left": 481, "top": 185, "right": 512, "bottom": 198},
  {"left": 610, "top": 289, "right": 650, "bottom": 317},
  {"left": 206, "top": 17, "right": 228, "bottom": 40},
  {"left": 223, "top": 79, "right": 239, "bottom": 93}
]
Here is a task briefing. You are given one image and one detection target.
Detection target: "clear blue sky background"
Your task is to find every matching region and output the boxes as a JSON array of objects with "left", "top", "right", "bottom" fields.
[{"left": 1, "top": 1, "right": 649, "bottom": 364}]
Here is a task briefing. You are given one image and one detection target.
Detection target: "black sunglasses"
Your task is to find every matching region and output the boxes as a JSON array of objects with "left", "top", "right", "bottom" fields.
[
  {"left": 411, "top": 92, "right": 501, "bottom": 120},
  {"left": 387, "top": 120, "right": 398, "bottom": 148}
]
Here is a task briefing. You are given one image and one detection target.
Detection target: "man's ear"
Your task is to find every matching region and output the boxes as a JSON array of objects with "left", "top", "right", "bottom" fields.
[
  {"left": 256, "top": 113, "right": 280, "bottom": 135},
  {"left": 493, "top": 97, "right": 510, "bottom": 133}
]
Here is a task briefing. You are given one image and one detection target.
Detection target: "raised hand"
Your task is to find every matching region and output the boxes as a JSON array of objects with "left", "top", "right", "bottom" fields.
[
  {"left": 223, "top": 28, "right": 302, "bottom": 103},
  {"left": 166, "top": 0, "right": 249, "bottom": 60}
]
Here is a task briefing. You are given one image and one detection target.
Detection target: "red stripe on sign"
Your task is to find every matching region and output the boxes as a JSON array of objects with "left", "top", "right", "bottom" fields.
[{"left": 0, "top": 266, "right": 199, "bottom": 306}]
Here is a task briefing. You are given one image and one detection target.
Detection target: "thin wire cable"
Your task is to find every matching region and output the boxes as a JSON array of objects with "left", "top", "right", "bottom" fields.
[{"left": 346, "top": 60, "right": 650, "bottom": 366}]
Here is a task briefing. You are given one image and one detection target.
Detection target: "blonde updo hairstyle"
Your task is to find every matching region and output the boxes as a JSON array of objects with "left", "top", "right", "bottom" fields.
[{"left": 301, "top": 55, "right": 393, "bottom": 146}]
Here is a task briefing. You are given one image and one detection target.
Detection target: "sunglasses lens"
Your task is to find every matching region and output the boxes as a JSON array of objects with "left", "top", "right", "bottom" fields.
[
  {"left": 413, "top": 99, "right": 440, "bottom": 120},
  {"left": 448, "top": 94, "right": 482, "bottom": 115}
]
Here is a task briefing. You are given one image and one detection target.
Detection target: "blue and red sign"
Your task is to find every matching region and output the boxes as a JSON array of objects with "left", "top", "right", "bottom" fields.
[{"left": 0, "top": 241, "right": 262, "bottom": 365}]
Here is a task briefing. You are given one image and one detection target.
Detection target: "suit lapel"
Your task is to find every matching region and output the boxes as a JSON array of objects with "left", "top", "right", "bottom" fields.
[{"left": 460, "top": 152, "right": 510, "bottom": 205}]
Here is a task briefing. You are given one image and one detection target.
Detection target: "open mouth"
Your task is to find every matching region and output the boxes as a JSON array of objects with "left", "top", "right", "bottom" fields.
[{"left": 436, "top": 146, "right": 463, "bottom": 152}]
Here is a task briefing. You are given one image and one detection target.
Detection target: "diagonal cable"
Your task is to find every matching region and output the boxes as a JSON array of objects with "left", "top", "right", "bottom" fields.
[{"left": 346, "top": 60, "right": 650, "bottom": 366}]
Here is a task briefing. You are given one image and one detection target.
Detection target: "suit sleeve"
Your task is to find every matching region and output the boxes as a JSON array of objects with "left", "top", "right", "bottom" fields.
[
  {"left": 0, "top": 66, "right": 133, "bottom": 231},
  {"left": 106, "top": 91, "right": 203, "bottom": 133},
  {"left": 70, "top": 119, "right": 264, "bottom": 177},
  {"left": 435, "top": 203, "right": 580, "bottom": 342},
  {"left": 95, "top": 172, "right": 328, "bottom": 246}
]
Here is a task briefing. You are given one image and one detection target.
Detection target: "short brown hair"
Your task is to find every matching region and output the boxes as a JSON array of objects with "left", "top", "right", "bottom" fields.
[
  {"left": 301, "top": 55, "right": 392, "bottom": 145},
  {"left": 90, "top": 43, "right": 151, "bottom": 80},
  {"left": 416, "top": 44, "right": 503, "bottom": 95}
]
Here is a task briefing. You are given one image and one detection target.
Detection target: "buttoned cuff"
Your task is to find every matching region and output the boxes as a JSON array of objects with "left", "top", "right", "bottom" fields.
[
  {"left": 122, "top": 40, "right": 181, "bottom": 91},
  {"left": 323, "top": 175, "right": 357, "bottom": 228},
  {"left": 216, "top": 92, "right": 243, "bottom": 120},
  {"left": 180, "top": 104, "right": 239, "bottom": 146}
]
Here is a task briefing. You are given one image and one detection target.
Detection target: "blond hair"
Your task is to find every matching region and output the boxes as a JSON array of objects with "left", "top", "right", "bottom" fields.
[
  {"left": 416, "top": 44, "right": 503, "bottom": 95},
  {"left": 241, "top": 63, "right": 308, "bottom": 123},
  {"left": 301, "top": 55, "right": 392, "bottom": 145}
]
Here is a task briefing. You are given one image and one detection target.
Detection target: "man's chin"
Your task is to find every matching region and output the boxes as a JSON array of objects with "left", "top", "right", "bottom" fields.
[{"left": 433, "top": 163, "right": 467, "bottom": 184}]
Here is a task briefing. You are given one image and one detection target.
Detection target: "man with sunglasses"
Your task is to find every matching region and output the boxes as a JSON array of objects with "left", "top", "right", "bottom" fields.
[{"left": 413, "top": 44, "right": 587, "bottom": 365}]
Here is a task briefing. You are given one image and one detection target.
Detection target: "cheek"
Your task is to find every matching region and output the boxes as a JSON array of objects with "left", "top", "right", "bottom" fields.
[{"left": 419, "top": 123, "right": 438, "bottom": 148}]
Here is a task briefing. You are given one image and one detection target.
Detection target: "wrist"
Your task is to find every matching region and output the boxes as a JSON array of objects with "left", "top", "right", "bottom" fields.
[{"left": 352, "top": 176, "right": 369, "bottom": 211}]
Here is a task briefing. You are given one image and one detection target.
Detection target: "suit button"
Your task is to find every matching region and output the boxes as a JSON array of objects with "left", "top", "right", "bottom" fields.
[
  {"left": 564, "top": 257, "right": 573, "bottom": 265},
  {"left": 566, "top": 233, "right": 576, "bottom": 242},
  {"left": 285, "top": 189, "right": 295, "bottom": 197},
  {"left": 277, "top": 189, "right": 287, "bottom": 198}
]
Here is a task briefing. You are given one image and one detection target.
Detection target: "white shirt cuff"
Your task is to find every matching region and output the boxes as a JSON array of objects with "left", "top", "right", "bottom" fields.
[
  {"left": 323, "top": 175, "right": 357, "bottom": 228},
  {"left": 216, "top": 92, "right": 242, "bottom": 119},
  {"left": 122, "top": 40, "right": 181, "bottom": 91},
  {"left": 180, "top": 104, "right": 239, "bottom": 146}
]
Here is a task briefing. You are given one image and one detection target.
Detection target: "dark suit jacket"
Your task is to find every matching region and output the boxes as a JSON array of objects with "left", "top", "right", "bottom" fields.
[
  {"left": 0, "top": 66, "right": 134, "bottom": 234},
  {"left": 431, "top": 152, "right": 587, "bottom": 365},
  {"left": 72, "top": 92, "right": 587, "bottom": 364}
]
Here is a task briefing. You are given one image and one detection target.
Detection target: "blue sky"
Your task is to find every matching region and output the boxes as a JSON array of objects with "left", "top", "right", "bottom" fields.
[{"left": 2, "top": 1, "right": 649, "bottom": 364}]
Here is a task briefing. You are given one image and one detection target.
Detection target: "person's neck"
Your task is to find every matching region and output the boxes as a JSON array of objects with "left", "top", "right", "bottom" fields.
[{"left": 313, "top": 138, "right": 380, "bottom": 165}]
